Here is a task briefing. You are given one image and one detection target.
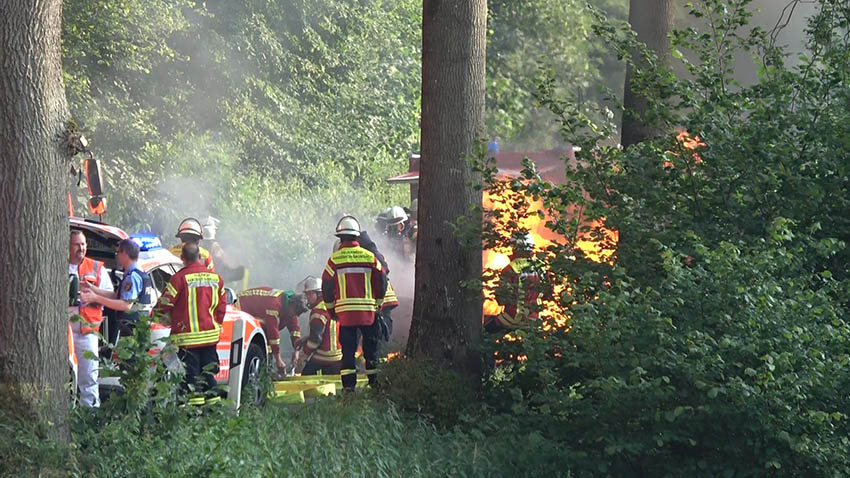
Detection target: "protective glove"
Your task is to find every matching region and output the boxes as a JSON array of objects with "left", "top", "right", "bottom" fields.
[{"left": 376, "top": 313, "right": 390, "bottom": 342}]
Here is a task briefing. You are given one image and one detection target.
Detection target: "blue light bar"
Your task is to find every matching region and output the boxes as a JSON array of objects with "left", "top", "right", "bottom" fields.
[{"left": 130, "top": 234, "right": 162, "bottom": 251}]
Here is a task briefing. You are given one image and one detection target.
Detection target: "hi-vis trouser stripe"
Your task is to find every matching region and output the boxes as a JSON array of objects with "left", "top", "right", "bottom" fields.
[{"left": 340, "top": 369, "right": 357, "bottom": 376}]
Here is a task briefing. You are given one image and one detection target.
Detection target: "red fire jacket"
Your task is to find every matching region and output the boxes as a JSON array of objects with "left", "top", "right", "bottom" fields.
[
  {"left": 302, "top": 302, "right": 341, "bottom": 363},
  {"left": 494, "top": 257, "right": 542, "bottom": 330},
  {"left": 154, "top": 261, "right": 225, "bottom": 348},
  {"left": 322, "top": 240, "right": 387, "bottom": 327},
  {"left": 237, "top": 287, "right": 301, "bottom": 357}
]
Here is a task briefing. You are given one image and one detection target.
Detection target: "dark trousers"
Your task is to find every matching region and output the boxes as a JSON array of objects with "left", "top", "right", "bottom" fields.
[
  {"left": 178, "top": 345, "right": 219, "bottom": 396},
  {"left": 301, "top": 359, "right": 342, "bottom": 376},
  {"left": 340, "top": 320, "right": 379, "bottom": 389}
]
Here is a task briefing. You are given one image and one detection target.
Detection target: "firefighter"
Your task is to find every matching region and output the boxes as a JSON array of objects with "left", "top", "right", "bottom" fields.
[
  {"left": 236, "top": 286, "right": 306, "bottom": 375},
  {"left": 378, "top": 205, "right": 416, "bottom": 260},
  {"left": 483, "top": 233, "right": 543, "bottom": 333},
  {"left": 295, "top": 277, "right": 342, "bottom": 375},
  {"left": 169, "top": 217, "right": 215, "bottom": 272},
  {"left": 202, "top": 216, "right": 248, "bottom": 288},
  {"left": 80, "top": 238, "right": 154, "bottom": 345},
  {"left": 68, "top": 230, "right": 114, "bottom": 408},
  {"left": 154, "top": 243, "right": 226, "bottom": 404},
  {"left": 322, "top": 215, "right": 387, "bottom": 390}
]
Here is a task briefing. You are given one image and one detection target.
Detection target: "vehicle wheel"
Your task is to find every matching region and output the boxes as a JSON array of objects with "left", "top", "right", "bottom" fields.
[{"left": 241, "top": 342, "right": 266, "bottom": 406}]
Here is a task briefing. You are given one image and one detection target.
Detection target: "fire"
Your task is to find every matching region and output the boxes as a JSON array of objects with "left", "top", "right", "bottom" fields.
[
  {"left": 481, "top": 185, "right": 618, "bottom": 326},
  {"left": 665, "top": 131, "right": 705, "bottom": 168},
  {"left": 386, "top": 352, "right": 401, "bottom": 361}
]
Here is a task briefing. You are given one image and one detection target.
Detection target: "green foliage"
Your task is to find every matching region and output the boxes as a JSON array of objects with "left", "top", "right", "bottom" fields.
[
  {"left": 487, "top": 0, "right": 627, "bottom": 147},
  {"left": 477, "top": 0, "right": 850, "bottom": 474},
  {"left": 3, "top": 395, "right": 500, "bottom": 476},
  {"left": 376, "top": 356, "right": 477, "bottom": 427}
]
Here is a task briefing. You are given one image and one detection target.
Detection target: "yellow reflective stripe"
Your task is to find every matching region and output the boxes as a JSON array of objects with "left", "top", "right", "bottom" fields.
[
  {"left": 271, "top": 290, "right": 283, "bottom": 297},
  {"left": 310, "top": 312, "right": 328, "bottom": 325},
  {"left": 324, "top": 263, "right": 335, "bottom": 277},
  {"left": 189, "top": 397, "right": 204, "bottom": 406},
  {"left": 292, "top": 331, "right": 301, "bottom": 338},
  {"left": 268, "top": 339, "right": 280, "bottom": 345},
  {"left": 314, "top": 350, "right": 342, "bottom": 360},
  {"left": 364, "top": 271, "right": 372, "bottom": 301},
  {"left": 329, "top": 322, "right": 338, "bottom": 353},
  {"left": 306, "top": 340, "right": 320, "bottom": 349},
  {"left": 208, "top": 284, "right": 220, "bottom": 321},
  {"left": 335, "top": 298, "right": 376, "bottom": 305},
  {"left": 336, "top": 304, "right": 377, "bottom": 313},
  {"left": 337, "top": 272, "right": 346, "bottom": 300},
  {"left": 188, "top": 287, "right": 199, "bottom": 335},
  {"left": 170, "top": 328, "right": 220, "bottom": 346},
  {"left": 165, "top": 283, "right": 178, "bottom": 296},
  {"left": 340, "top": 369, "right": 357, "bottom": 376},
  {"left": 365, "top": 369, "right": 378, "bottom": 375},
  {"left": 205, "top": 396, "right": 221, "bottom": 405},
  {"left": 266, "top": 309, "right": 279, "bottom": 318}
]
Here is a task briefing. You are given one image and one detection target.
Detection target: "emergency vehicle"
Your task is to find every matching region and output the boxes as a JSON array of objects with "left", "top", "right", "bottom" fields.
[{"left": 70, "top": 217, "right": 268, "bottom": 408}]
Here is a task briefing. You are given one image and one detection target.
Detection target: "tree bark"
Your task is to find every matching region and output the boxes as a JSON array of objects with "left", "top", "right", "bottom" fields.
[
  {"left": 621, "top": 0, "right": 674, "bottom": 148},
  {"left": 0, "top": 0, "right": 71, "bottom": 426},
  {"left": 407, "top": 0, "right": 486, "bottom": 376}
]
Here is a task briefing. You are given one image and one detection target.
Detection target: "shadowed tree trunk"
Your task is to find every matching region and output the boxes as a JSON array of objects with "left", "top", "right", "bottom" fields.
[
  {"left": 621, "top": 0, "right": 674, "bottom": 148},
  {"left": 407, "top": 0, "right": 486, "bottom": 376},
  {"left": 0, "top": 0, "right": 72, "bottom": 431}
]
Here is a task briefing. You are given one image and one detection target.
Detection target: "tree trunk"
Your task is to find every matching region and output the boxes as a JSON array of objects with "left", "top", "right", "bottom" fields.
[
  {"left": 621, "top": 0, "right": 674, "bottom": 148},
  {"left": 0, "top": 0, "right": 71, "bottom": 427},
  {"left": 407, "top": 0, "right": 486, "bottom": 376}
]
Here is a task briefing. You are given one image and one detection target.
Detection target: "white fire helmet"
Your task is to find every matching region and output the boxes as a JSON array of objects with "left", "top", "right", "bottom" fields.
[
  {"left": 203, "top": 216, "right": 220, "bottom": 241},
  {"left": 386, "top": 206, "right": 408, "bottom": 226},
  {"left": 335, "top": 215, "right": 361, "bottom": 237},
  {"left": 176, "top": 217, "right": 203, "bottom": 239},
  {"left": 303, "top": 276, "right": 322, "bottom": 293}
]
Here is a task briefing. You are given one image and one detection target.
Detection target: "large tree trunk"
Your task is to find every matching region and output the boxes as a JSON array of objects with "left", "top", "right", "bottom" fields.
[
  {"left": 621, "top": 0, "right": 674, "bottom": 148},
  {"left": 0, "top": 0, "right": 71, "bottom": 425},
  {"left": 407, "top": 0, "right": 486, "bottom": 376}
]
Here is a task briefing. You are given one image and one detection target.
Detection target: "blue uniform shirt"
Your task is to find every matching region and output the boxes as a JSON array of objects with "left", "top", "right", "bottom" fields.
[{"left": 120, "top": 263, "right": 144, "bottom": 302}]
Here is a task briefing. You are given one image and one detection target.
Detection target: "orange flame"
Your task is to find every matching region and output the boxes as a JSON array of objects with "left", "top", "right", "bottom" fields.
[{"left": 482, "top": 186, "right": 618, "bottom": 327}]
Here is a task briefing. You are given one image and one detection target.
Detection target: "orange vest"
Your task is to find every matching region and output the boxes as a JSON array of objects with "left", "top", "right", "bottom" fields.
[{"left": 77, "top": 257, "right": 105, "bottom": 334}]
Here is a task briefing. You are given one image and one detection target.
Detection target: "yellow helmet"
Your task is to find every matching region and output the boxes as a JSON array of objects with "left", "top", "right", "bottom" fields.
[
  {"left": 335, "top": 215, "right": 361, "bottom": 237},
  {"left": 176, "top": 217, "right": 203, "bottom": 239},
  {"left": 303, "top": 276, "right": 322, "bottom": 293}
]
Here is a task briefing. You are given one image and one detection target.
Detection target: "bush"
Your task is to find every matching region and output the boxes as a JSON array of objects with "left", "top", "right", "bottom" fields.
[
  {"left": 377, "top": 356, "right": 478, "bottom": 427},
  {"left": 477, "top": 0, "right": 850, "bottom": 475}
]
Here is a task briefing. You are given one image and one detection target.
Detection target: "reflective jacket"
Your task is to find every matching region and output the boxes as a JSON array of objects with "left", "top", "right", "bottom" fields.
[
  {"left": 495, "top": 257, "right": 542, "bottom": 330},
  {"left": 77, "top": 257, "right": 105, "bottom": 334},
  {"left": 169, "top": 244, "right": 215, "bottom": 272},
  {"left": 381, "top": 281, "right": 399, "bottom": 312},
  {"left": 322, "top": 240, "right": 387, "bottom": 327},
  {"left": 302, "top": 302, "right": 341, "bottom": 363},
  {"left": 154, "top": 261, "right": 225, "bottom": 348},
  {"left": 237, "top": 287, "right": 301, "bottom": 357}
]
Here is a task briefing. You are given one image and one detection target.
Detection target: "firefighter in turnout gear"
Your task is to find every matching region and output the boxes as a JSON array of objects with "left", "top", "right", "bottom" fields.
[
  {"left": 484, "top": 233, "right": 543, "bottom": 333},
  {"left": 295, "top": 277, "right": 342, "bottom": 375},
  {"left": 169, "top": 217, "right": 215, "bottom": 272},
  {"left": 154, "top": 243, "right": 226, "bottom": 404},
  {"left": 237, "top": 287, "right": 306, "bottom": 374},
  {"left": 322, "top": 215, "right": 387, "bottom": 390}
]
